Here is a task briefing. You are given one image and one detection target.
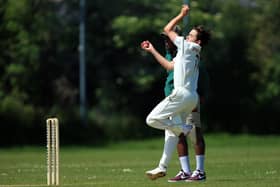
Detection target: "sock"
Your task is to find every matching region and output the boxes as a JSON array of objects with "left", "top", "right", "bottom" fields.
[
  {"left": 196, "top": 155, "right": 205, "bottom": 171},
  {"left": 179, "top": 156, "right": 191, "bottom": 174}
]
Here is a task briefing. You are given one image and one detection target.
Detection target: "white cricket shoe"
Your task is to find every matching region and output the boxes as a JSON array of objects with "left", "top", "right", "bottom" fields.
[{"left": 145, "top": 167, "right": 166, "bottom": 180}]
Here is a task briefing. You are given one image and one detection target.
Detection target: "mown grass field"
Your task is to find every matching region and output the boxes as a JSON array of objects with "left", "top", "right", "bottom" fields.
[{"left": 0, "top": 134, "right": 279, "bottom": 187}]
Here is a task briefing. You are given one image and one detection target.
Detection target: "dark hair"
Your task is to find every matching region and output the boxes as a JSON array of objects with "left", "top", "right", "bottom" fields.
[{"left": 193, "top": 25, "right": 211, "bottom": 47}]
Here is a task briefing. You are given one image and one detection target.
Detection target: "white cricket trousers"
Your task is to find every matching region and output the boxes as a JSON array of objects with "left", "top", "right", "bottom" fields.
[
  {"left": 158, "top": 99, "right": 201, "bottom": 168},
  {"left": 158, "top": 130, "right": 178, "bottom": 168},
  {"left": 146, "top": 87, "right": 198, "bottom": 136}
]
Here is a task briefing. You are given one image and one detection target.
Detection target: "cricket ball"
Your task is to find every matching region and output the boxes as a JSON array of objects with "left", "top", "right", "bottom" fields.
[{"left": 141, "top": 41, "right": 149, "bottom": 48}]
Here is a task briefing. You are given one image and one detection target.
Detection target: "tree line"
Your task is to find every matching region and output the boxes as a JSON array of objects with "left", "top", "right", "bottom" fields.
[{"left": 0, "top": 0, "right": 279, "bottom": 146}]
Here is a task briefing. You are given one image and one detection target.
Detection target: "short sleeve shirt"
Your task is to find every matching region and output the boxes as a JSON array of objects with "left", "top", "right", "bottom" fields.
[{"left": 172, "top": 36, "right": 201, "bottom": 91}]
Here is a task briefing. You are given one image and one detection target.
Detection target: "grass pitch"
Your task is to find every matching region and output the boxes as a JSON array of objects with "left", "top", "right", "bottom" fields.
[{"left": 0, "top": 134, "right": 279, "bottom": 187}]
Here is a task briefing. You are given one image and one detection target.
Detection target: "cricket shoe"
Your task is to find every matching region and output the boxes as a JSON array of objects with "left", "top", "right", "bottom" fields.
[
  {"left": 145, "top": 167, "right": 166, "bottom": 180},
  {"left": 185, "top": 169, "right": 206, "bottom": 182},
  {"left": 168, "top": 169, "right": 191, "bottom": 182}
]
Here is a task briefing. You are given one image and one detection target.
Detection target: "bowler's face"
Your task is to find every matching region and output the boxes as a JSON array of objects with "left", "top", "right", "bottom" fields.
[{"left": 186, "top": 29, "right": 198, "bottom": 43}]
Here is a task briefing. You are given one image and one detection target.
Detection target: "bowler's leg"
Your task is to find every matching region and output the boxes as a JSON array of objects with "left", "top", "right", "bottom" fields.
[
  {"left": 146, "top": 97, "right": 175, "bottom": 130},
  {"left": 146, "top": 130, "right": 178, "bottom": 180}
]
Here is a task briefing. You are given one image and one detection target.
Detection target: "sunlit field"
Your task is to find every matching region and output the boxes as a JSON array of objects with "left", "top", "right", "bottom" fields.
[{"left": 0, "top": 134, "right": 279, "bottom": 187}]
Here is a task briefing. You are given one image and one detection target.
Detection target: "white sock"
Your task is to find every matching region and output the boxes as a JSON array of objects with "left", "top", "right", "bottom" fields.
[
  {"left": 179, "top": 156, "right": 191, "bottom": 174},
  {"left": 196, "top": 155, "right": 205, "bottom": 171},
  {"left": 159, "top": 131, "right": 178, "bottom": 169}
]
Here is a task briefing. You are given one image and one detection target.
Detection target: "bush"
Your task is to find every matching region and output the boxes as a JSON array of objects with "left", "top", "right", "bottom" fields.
[{"left": 0, "top": 96, "right": 38, "bottom": 146}]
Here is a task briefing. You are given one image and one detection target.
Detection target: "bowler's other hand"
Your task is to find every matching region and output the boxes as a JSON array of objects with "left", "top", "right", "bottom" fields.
[{"left": 140, "top": 40, "right": 154, "bottom": 52}]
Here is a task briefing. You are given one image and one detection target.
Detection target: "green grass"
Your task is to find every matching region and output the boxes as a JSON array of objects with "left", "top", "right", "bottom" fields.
[{"left": 0, "top": 134, "right": 280, "bottom": 187}]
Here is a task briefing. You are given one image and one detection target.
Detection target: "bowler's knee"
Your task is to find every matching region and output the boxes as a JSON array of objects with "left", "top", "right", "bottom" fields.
[
  {"left": 146, "top": 114, "right": 155, "bottom": 127},
  {"left": 146, "top": 115, "right": 152, "bottom": 126}
]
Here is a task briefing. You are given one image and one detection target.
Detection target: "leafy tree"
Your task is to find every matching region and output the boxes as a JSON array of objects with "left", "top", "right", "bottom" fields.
[
  {"left": 249, "top": 0, "right": 280, "bottom": 103},
  {"left": 247, "top": 0, "right": 280, "bottom": 133},
  {"left": 1, "top": 0, "right": 280, "bottom": 145}
]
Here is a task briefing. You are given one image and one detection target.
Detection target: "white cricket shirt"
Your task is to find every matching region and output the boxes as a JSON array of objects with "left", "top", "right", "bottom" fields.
[{"left": 172, "top": 36, "right": 201, "bottom": 92}]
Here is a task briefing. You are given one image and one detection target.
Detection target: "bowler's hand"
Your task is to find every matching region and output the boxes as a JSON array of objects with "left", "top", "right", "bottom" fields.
[
  {"left": 180, "top": 5, "right": 189, "bottom": 17},
  {"left": 140, "top": 40, "right": 154, "bottom": 52}
]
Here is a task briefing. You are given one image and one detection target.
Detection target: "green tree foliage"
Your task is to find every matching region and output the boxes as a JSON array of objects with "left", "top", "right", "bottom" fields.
[
  {"left": 202, "top": 0, "right": 257, "bottom": 132},
  {"left": 1, "top": 0, "right": 280, "bottom": 145},
  {"left": 246, "top": 0, "right": 280, "bottom": 133},
  {"left": 249, "top": 0, "right": 280, "bottom": 102}
]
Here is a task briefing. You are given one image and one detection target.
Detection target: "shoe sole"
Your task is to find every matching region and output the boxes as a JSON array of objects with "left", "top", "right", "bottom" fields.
[
  {"left": 168, "top": 179, "right": 187, "bottom": 183},
  {"left": 185, "top": 178, "right": 206, "bottom": 182},
  {"left": 146, "top": 172, "right": 166, "bottom": 180}
]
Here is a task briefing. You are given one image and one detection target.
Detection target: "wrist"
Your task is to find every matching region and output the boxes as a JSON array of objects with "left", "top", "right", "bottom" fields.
[{"left": 176, "top": 14, "right": 184, "bottom": 22}]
